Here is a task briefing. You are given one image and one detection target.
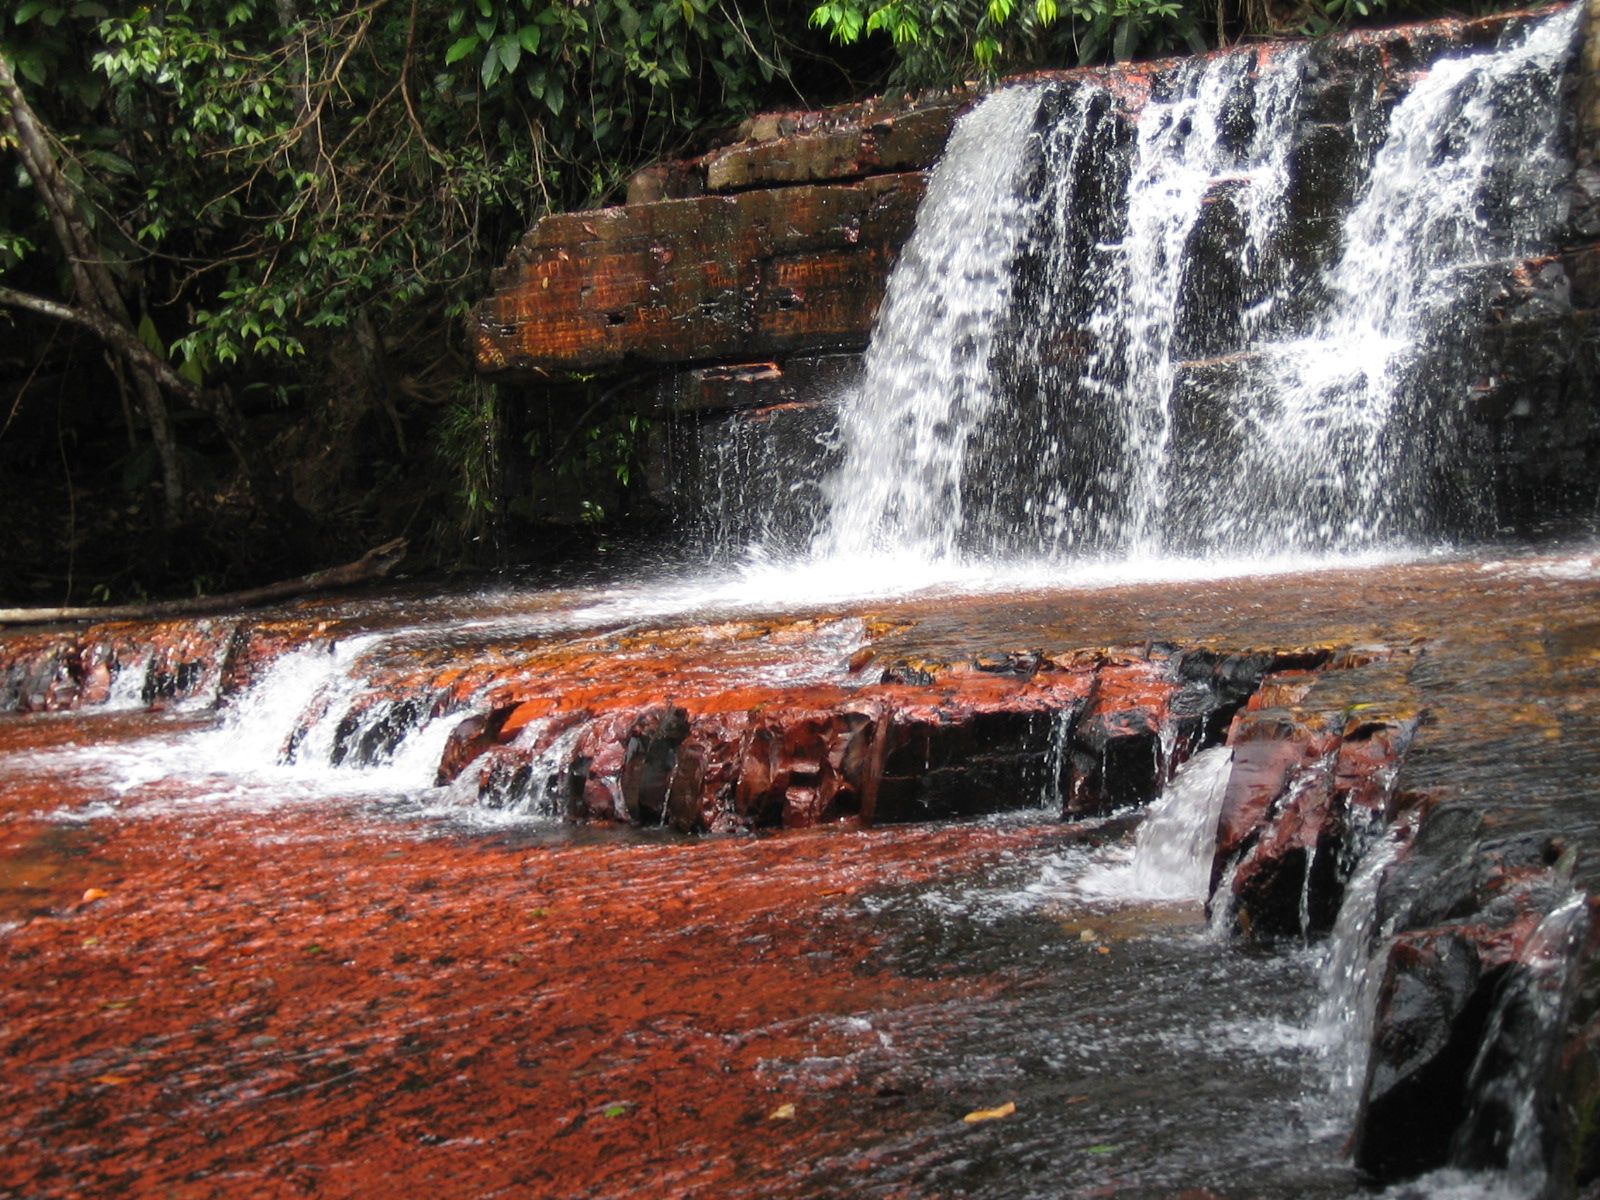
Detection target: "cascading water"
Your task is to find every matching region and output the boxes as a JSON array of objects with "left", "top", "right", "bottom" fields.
[
  {"left": 812, "top": 85, "right": 1048, "bottom": 562},
  {"left": 790, "top": 6, "right": 1581, "bottom": 565},
  {"left": 1074, "top": 744, "right": 1235, "bottom": 902},
  {"left": 1308, "top": 828, "right": 1406, "bottom": 1116},
  {"left": 1225, "top": 8, "right": 1581, "bottom": 550}
]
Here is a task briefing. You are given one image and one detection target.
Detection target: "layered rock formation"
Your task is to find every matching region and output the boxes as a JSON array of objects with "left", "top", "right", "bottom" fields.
[{"left": 473, "top": 91, "right": 964, "bottom": 380}]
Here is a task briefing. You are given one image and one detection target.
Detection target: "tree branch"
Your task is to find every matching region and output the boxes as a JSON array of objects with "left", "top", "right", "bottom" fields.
[
  {"left": 0, "top": 49, "right": 185, "bottom": 519},
  {"left": 0, "top": 538, "right": 409, "bottom": 626},
  {"left": 0, "top": 283, "right": 204, "bottom": 405}
]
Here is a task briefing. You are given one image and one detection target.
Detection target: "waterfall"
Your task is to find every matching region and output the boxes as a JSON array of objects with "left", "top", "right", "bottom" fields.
[
  {"left": 1308, "top": 828, "right": 1404, "bottom": 1116},
  {"left": 800, "top": 5, "right": 1580, "bottom": 565},
  {"left": 1223, "top": 7, "right": 1581, "bottom": 551},
  {"left": 1121, "top": 744, "right": 1234, "bottom": 900},
  {"left": 1451, "top": 890, "right": 1590, "bottom": 1184},
  {"left": 812, "top": 85, "right": 1047, "bottom": 561},
  {"left": 1066, "top": 48, "right": 1306, "bottom": 555}
]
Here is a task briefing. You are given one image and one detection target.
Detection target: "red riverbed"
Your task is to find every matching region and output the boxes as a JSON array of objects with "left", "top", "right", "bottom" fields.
[
  {"left": 0, "top": 745, "right": 1081, "bottom": 1199},
  {"left": 6, "top": 551, "right": 1600, "bottom": 1197}
]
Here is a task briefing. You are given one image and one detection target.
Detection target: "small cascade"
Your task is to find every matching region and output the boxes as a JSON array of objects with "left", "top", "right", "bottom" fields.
[
  {"left": 1309, "top": 827, "right": 1406, "bottom": 1113},
  {"left": 1075, "top": 745, "right": 1234, "bottom": 902},
  {"left": 204, "top": 636, "right": 386, "bottom": 771},
  {"left": 1451, "top": 890, "right": 1590, "bottom": 1183},
  {"left": 194, "top": 632, "right": 461, "bottom": 794},
  {"left": 470, "top": 719, "right": 588, "bottom": 818},
  {"left": 104, "top": 649, "right": 155, "bottom": 711},
  {"left": 1041, "top": 706, "right": 1075, "bottom": 811},
  {"left": 1123, "top": 745, "right": 1234, "bottom": 900}
]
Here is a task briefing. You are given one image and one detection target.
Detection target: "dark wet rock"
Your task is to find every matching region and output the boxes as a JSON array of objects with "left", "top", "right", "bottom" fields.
[
  {"left": 435, "top": 704, "right": 518, "bottom": 787},
  {"left": 620, "top": 705, "right": 692, "bottom": 823},
  {"left": 473, "top": 176, "right": 927, "bottom": 376},
  {"left": 1358, "top": 928, "right": 1496, "bottom": 1177},
  {"left": 1353, "top": 829, "right": 1587, "bottom": 1181},
  {"left": 1551, "top": 905, "right": 1600, "bottom": 1193},
  {"left": 971, "top": 649, "right": 1043, "bottom": 676},
  {"left": 431, "top": 665, "right": 1112, "bottom": 833},
  {"left": 0, "top": 632, "right": 77, "bottom": 712},
  {"left": 666, "top": 709, "right": 752, "bottom": 832},
  {"left": 666, "top": 353, "right": 862, "bottom": 416},
  {"left": 870, "top": 689, "right": 1079, "bottom": 824},
  {"left": 0, "top": 619, "right": 238, "bottom": 713},
  {"left": 739, "top": 703, "right": 878, "bottom": 830},
  {"left": 700, "top": 96, "right": 964, "bottom": 193},
  {"left": 1064, "top": 661, "right": 1180, "bottom": 816},
  {"left": 1210, "top": 653, "right": 1419, "bottom": 939}
]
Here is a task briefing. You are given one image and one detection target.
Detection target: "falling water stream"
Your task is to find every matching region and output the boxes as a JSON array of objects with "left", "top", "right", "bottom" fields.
[{"left": 746, "top": 3, "right": 1582, "bottom": 566}]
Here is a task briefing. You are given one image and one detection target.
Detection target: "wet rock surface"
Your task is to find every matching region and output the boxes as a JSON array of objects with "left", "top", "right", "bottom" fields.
[{"left": 473, "top": 175, "right": 926, "bottom": 376}]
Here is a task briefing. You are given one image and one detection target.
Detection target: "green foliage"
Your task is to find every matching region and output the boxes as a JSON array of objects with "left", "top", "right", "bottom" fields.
[
  {"left": 0, "top": 0, "right": 806, "bottom": 569},
  {"left": 438, "top": 383, "right": 502, "bottom": 533},
  {"left": 807, "top": 0, "right": 1416, "bottom": 82},
  {"left": 2, "top": 1, "right": 802, "bottom": 395},
  {"left": 808, "top": 0, "right": 1197, "bottom": 81}
]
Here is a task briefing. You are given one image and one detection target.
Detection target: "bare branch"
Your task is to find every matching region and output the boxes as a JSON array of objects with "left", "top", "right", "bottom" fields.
[{"left": 0, "top": 284, "right": 204, "bottom": 405}]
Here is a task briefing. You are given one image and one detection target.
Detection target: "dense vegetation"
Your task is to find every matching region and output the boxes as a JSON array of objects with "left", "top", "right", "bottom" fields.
[{"left": 0, "top": 0, "right": 1514, "bottom": 604}]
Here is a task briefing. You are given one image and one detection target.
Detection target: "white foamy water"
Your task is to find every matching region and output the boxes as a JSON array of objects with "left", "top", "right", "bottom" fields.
[
  {"left": 1079, "top": 51, "right": 1304, "bottom": 553},
  {"left": 1074, "top": 746, "right": 1235, "bottom": 902},
  {"left": 1237, "top": 6, "right": 1581, "bottom": 550},
  {"left": 689, "top": 6, "right": 1582, "bottom": 568},
  {"left": 1306, "top": 828, "right": 1406, "bottom": 1118},
  {"left": 814, "top": 85, "right": 1047, "bottom": 561}
]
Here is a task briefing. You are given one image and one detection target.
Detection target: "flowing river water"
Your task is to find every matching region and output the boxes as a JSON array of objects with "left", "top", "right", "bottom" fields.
[{"left": 5, "top": 549, "right": 1600, "bottom": 1197}]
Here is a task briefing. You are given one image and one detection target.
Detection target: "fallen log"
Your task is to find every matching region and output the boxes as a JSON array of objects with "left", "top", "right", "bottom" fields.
[{"left": 0, "top": 538, "right": 408, "bottom": 627}]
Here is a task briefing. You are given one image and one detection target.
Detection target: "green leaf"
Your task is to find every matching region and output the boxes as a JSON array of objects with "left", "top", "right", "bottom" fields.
[
  {"left": 15, "top": 1, "right": 51, "bottom": 22},
  {"left": 84, "top": 149, "right": 136, "bottom": 178},
  {"left": 516, "top": 24, "right": 540, "bottom": 53},
  {"left": 136, "top": 312, "right": 165, "bottom": 357},
  {"left": 1111, "top": 14, "right": 1135, "bottom": 61},
  {"left": 496, "top": 35, "right": 521, "bottom": 74},
  {"left": 445, "top": 35, "right": 480, "bottom": 65},
  {"left": 481, "top": 47, "right": 502, "bottom": 88}
]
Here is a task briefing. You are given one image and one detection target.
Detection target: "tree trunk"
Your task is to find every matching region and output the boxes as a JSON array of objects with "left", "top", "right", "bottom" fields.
[
  {"left": 0, "top": 50, "right": 185, "bottom": 524},
  {"left": 0, "top": 51, "right": 304, "bottom": 530}
]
